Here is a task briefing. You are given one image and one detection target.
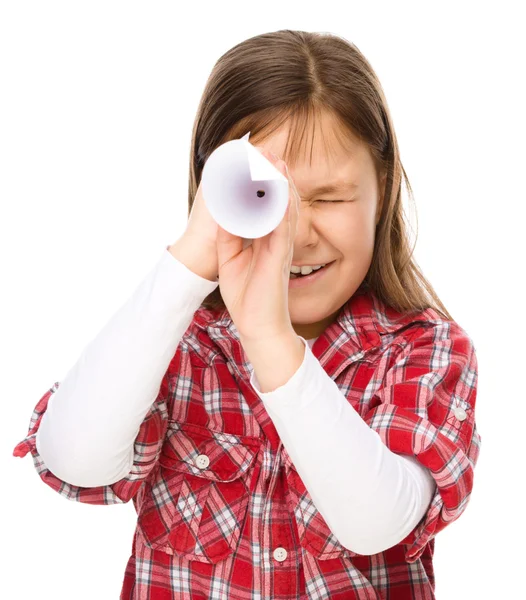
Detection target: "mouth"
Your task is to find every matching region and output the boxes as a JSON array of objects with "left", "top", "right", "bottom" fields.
[{"left": 288, "top": 260, "right": 336, "bottom": 288}]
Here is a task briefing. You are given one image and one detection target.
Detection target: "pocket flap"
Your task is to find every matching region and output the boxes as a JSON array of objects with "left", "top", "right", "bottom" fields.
[{"left": 159, "top": 421, "right": 262, "bottom": 483}]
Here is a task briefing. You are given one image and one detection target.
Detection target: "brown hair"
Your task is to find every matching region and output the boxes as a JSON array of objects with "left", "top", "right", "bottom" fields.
[{"left": 187, "top": 29, "right": 453, "bottom": 321}]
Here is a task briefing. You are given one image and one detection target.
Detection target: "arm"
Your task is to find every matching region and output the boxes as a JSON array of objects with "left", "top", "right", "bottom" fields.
[
  {"left": 243, "top": 327, "right": 479, "bottom": 558},
  {"left": 25, "top": 242, "right": 218, "bottom": 489}
]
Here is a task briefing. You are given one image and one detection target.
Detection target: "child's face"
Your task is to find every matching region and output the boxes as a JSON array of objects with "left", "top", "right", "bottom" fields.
[{"left": 249, "top": 112, "right": 385, "bottom": 340}]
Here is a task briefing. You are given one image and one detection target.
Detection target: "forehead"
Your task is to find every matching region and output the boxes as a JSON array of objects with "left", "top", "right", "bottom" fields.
[{"left": 248, "top": 110, "right": 373, "bottom": 194}]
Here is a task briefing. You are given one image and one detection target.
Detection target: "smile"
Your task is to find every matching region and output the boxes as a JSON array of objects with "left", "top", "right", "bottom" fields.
[{"left": 288, "top": 261, "right": 336, "bottom": 288}]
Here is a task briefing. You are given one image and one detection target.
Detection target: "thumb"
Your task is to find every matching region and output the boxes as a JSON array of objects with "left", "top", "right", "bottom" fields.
[{"left": 216, "top": 224, "right": 244, "bottom": 268}]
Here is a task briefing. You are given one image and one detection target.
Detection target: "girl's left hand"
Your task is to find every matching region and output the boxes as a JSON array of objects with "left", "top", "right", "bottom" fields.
[{"left": 216, "top": 147, "right": 300, "bottom": 344}]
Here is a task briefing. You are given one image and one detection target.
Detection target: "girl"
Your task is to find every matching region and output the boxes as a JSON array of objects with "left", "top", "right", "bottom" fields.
[{"left": 13, "top": 29, "right": 481, "bottom": 599}]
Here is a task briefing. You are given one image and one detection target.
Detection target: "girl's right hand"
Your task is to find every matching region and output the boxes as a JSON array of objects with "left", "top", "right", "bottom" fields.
[
  {"left": 169, "top": 179, "right": 220, "bottom": 282},
  {"left": 170, "top": 145, "right": 274, "bottom": 283}
]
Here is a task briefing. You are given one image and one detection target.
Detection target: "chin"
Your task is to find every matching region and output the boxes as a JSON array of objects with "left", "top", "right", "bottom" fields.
[{"left": 289, "top": 302, "right": 332, "bottom": 326}]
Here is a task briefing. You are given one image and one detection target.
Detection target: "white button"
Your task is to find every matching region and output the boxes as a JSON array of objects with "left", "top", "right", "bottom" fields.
[
  {"left": 195, "top": 454, "right": 210, "bottom": 469},
  {"left": 273, "top": 547, "right": 288, "bottom": 562},
  {"left": 454, "top": 407, "right": 467, "bottom": 421}
]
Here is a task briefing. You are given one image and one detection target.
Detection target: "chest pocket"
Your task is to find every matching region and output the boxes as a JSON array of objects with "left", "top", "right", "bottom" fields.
[
  {"left": 284, "top": 452, "right": 367, "bottom": 562},
  {"left": 137, "top": 421, "right": 262, "bottom": 564}
]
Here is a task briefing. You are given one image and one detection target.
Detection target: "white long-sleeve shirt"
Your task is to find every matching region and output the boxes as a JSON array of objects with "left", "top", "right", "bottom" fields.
[{"left": 35, "top": 245, "right": 436, "bottom": 555}]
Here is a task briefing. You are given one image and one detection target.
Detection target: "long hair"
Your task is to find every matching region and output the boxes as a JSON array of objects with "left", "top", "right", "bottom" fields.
[{"left": 186, "top": 29, "right": 453, "bottom": 321}]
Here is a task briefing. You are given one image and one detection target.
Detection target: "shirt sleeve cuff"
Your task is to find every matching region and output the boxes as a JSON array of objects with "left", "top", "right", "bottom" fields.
[{"left": 249, "top": 336, "right": 310, "bottom": 400}]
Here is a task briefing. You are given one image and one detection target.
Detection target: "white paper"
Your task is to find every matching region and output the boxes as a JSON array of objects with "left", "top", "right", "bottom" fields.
[{"left": 201, "top": 131, "right": 290, "bottom": 239}]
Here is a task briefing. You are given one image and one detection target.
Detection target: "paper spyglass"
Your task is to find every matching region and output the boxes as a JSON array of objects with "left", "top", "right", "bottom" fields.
[{"left": 201, "top": 132, "right": 290, "bottom": 240}]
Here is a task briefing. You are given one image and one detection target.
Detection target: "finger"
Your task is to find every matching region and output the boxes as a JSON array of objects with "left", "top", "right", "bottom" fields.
[
  {"left": 284, "top": 163, "right": 299, "bottom": 235},
  {"left": 275, "top": 160, "right": 292, "bottom": 233},
  {"left": 268, "top": 160, "right": 295, "bottom": 258},
  {"left": 216, "top": 224, "right": 244, "bottom": 269}
]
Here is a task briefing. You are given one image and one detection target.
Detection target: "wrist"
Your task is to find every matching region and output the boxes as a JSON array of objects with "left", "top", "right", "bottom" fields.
[
  {"left": 239, "top": 327, "right": 298, "bottom": 350},
  {"left": 169, "top": 237, "right": 218, "bottom": 282},
  {"left": 241, "top": 331, "right": 305, "bottom": 393}
]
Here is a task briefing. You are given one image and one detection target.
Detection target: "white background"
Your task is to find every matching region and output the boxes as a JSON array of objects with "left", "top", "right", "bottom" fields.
[{"left": 1, "top": 1, "right": 524, "bottom": 598}]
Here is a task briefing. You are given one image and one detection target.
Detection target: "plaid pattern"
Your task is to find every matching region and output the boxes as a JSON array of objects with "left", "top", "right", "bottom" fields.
[{"left": 13, "top": 288, "right": 481, "bottom": 599}]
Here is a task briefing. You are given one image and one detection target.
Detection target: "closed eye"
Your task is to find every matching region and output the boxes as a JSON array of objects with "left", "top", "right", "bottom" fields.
[{"left": 316, "top": 199, "right": 345, "bottom": 203}]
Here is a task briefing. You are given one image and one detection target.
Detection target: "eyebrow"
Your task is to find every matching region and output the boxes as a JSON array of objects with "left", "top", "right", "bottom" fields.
[{"left": 300, "top": 181, "right": 359, "bottom": 198}]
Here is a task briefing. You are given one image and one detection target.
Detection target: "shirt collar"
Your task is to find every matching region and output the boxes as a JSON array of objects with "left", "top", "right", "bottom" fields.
[{"left": 191, "top": 286, "right": 441, "bottom": 382}]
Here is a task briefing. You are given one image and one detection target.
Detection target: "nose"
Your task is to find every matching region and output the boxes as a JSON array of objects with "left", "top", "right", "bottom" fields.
[{"left": 292, "top": 199, "right": 319, "bottom": 246}]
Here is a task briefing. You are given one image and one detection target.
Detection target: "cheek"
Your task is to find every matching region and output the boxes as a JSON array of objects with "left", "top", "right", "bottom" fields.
[{"left": 326, "top": 209, "right": 375, "bottom": 251}]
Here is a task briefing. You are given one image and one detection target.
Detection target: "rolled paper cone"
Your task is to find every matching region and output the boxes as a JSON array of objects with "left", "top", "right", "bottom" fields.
[{"left": 201, "top": 131, "right": 290, "bottom": 239}]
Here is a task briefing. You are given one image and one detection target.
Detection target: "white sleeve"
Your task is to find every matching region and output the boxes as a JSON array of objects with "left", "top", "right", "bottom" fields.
[
  {"left": 249, "top": 335, "right": 437, "bottom": 556},
  {"left": 35, "top": 246, "right": 219, "bottom": 488}
]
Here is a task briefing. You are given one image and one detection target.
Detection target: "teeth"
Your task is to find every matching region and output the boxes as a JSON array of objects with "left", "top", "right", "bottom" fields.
[{"left": 290, "top": 263, "right": 326, "bottom": 275}]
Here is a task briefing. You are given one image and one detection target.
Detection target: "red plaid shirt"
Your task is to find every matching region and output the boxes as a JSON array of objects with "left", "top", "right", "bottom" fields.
[{"left": 13, "top": 288, "right": 481, "bottom": 599}]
